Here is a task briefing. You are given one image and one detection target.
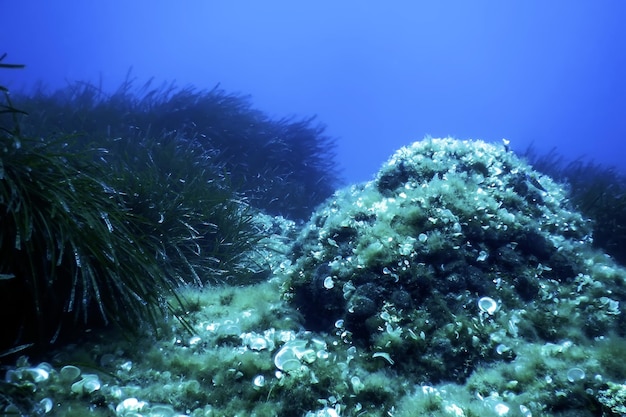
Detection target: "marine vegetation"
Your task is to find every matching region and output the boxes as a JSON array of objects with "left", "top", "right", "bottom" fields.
[
  {"left": 17, "top": 77, "right": 341, "bottom": 220},
  {"left": 522, "top": 146, "right": 626, "bottom": 267},
  {"left": 0, "top": 66, "right": 280, "bottom": 359}
]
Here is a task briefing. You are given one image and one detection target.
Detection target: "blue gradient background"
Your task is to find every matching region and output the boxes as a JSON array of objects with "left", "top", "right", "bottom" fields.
[{"left": 2, "top": 1, "right": 625, "bottom": 183}]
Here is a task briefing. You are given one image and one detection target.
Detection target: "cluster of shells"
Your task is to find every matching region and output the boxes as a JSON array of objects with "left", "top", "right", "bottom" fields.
[{"left": 3, "top": 359, "right": 187, "bottom": 417}]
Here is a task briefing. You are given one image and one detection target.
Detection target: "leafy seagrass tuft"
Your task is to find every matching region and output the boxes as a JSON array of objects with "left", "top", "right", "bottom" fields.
[
  {"left": 18, "top": 77, "right": 341, "bottom": 220},
  {"left": 0, "top": 127, "right": 178, "bottom": 353},
  {"left": 0, "top": 65, "right": 267, "bottom": 358},
  {"left": 522, "top": 146, "right": 626, "bottom": 266}
]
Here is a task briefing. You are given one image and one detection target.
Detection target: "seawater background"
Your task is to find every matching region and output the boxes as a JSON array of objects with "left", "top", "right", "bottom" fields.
[{"left": 2, "top": 1, "right": 626, "bottom": 183}]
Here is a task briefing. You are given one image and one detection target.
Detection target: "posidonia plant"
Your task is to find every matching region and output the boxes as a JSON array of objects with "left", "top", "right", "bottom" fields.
[
  {"left": 18, "top": 77, "right": 341, "bottom": 220},
  {"left": 0, "top": 61, "right": 265, "bottom": 359},
  {"left": 523, "top": 145, "right": 626, "bottom": 266}
]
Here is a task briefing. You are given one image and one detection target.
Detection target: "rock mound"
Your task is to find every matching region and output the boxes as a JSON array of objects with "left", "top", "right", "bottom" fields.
[{"left": 286, "top": 138, "right": 623, "bottom": 382}]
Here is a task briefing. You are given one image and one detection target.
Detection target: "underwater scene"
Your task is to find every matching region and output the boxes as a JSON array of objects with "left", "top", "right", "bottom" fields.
[{"left": 2, "top": 2, "right": 626, "bottom": 417}]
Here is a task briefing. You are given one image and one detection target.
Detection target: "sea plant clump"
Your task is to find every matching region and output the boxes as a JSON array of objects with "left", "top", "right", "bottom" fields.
[
  {"left": 0, "top": 68, "right": 264, "bottom": 358},
  {"left": 101, "top": 130, "right": 263, "bottom": 285},
  {"left": 522, "top": 145, "right": 626, "bottom": 266},
  {"left": 285, "top": 137, "right": 625, "bottom": 386},
  {"left": 17, "top": 78, "right": 341, "bottom": 220}
]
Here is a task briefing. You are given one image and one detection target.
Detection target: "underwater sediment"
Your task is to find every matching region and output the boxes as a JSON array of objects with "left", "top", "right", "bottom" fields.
[{"left": 3, "top": 137, "right": 626, "bottom": 416}]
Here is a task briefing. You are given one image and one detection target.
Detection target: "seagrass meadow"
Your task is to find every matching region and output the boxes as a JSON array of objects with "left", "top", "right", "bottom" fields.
[
  {"left": 0, "top": 64, "right": 340, "bottom": 360},
  {"left": 3, "top": 60, "right": 626, "bottom": 416}
]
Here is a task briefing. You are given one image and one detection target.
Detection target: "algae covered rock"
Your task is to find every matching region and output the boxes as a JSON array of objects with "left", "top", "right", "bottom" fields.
[{"left": 285, "top": 137, "right": 623, "bottom": 383}]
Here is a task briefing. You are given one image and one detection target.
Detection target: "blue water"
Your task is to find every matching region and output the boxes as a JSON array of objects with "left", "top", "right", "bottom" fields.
[{"left": 2, "top": 1, "right": 626, "bottom": 183}]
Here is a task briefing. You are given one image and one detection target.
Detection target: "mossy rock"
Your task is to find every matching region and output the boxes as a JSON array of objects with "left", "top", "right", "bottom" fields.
[{"left": 285, "top": 137, "right": 624, "bottom": 384}]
